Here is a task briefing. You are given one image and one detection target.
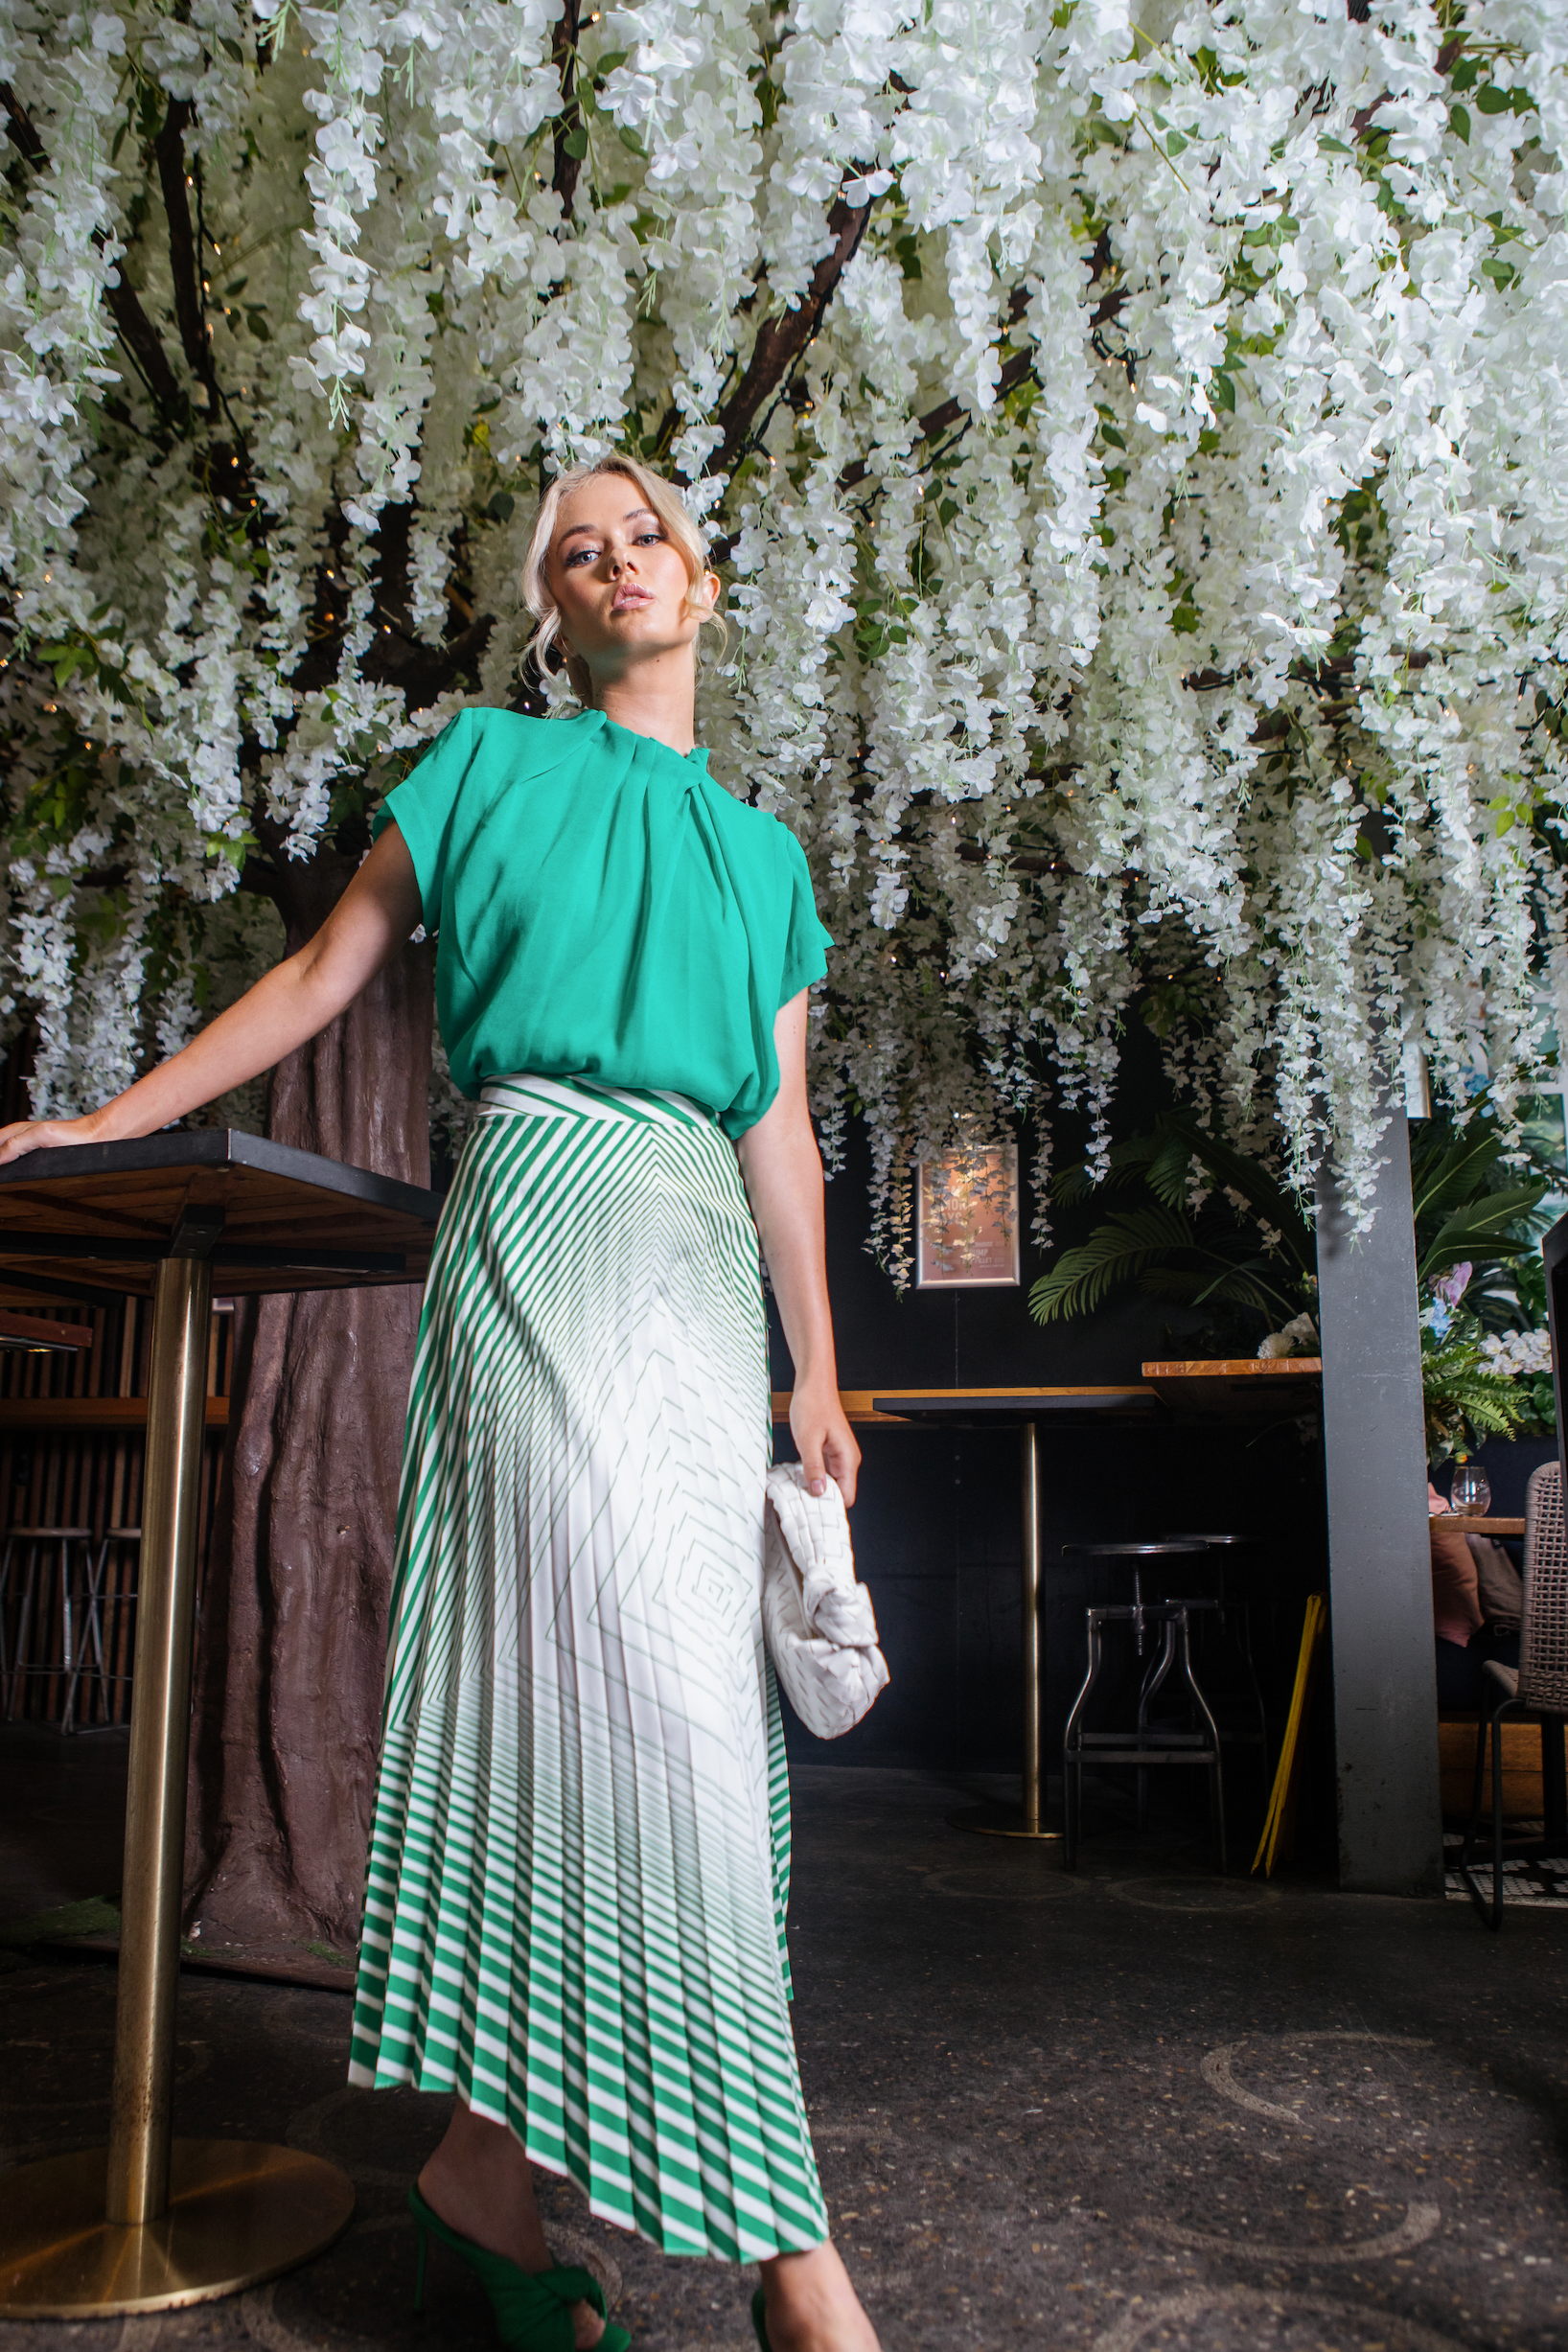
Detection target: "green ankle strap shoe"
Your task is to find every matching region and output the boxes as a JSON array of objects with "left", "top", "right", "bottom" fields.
[{"left": 408, "top": 2184, "right": 631, "bottom": 2351}]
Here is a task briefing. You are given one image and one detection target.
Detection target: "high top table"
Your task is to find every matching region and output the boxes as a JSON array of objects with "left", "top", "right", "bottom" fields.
[
  {"left": 0, "top": 1132, "right": 444, "bottom": 2318},
  {"left": 866, "top": 1389, "right": 1166, "bottom": 1840},
  {"left": 772, "top": 1364, "right": 1325, "bottom": 1843}
]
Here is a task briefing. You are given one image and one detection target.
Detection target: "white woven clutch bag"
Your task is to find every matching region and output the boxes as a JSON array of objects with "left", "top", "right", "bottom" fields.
[{"left": 762, "top": 1464, "right": 889, "bottom": 1740}]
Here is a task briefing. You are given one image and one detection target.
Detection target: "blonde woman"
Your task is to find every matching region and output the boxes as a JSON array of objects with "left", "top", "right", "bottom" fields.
[{"left": 0, "top": 457, "right": 874, "bottom": 2352}]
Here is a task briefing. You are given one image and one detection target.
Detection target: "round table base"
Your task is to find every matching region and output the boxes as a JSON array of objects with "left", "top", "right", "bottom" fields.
[
  {"left": 0, "top": 2140, "right": 355, "bottom": 2317},
  {"left": 949, "top": 1803, "right": 1065, "bottom": 1842}
]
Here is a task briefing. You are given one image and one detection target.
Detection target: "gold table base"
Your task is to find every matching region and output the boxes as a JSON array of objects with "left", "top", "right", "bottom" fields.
[
  {"left": 950, "top": 1803, "right": 1064, "bottom": 1841},
  {"left": 0, "top": 2139, "right": 355, "bottom": 2317}
]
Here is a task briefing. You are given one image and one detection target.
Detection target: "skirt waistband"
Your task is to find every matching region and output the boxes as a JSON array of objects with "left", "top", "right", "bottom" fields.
[{"left": 478, "top": 1072, "right": 713, "bottom": 1130}]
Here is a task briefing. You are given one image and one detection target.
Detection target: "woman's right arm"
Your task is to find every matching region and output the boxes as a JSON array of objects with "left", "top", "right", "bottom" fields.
[{"left": 0, "top": 822, "right": 424, "bottom": 1167}]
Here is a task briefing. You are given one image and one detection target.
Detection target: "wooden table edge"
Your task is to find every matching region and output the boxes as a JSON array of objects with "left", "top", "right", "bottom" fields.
[{"left": 771, "top": 1385, "right": 1163, "bottom": 1426}]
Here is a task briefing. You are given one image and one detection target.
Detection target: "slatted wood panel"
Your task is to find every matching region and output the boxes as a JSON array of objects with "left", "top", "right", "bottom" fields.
[{"left": 0, "top": 1293, "right": 233, "bottom": 1727}]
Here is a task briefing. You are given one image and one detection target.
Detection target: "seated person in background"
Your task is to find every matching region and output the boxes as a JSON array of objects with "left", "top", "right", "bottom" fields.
[{"left": 1429, "top": 1480, "right": 1523, "bottom": 1712}]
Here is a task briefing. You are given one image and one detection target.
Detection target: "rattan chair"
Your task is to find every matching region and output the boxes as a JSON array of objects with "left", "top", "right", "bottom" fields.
[{"left": 1459, "top": 1460, "right": 1568, "bottom": 1928}]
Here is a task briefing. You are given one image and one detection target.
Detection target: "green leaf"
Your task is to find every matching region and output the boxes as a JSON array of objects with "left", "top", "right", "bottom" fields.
[
  {"left": 1211, "top": 371, "right": 1235, "bottom": 413},
  {"left": 564, "top": 122, "right": 589, "bottom": 159},
  {"left": 486, "top": 490, "right": 516, "bottom": 522},
  {"left": 1450, "top": 58, "right": 1480, "bottom": 93},
  {"left": 1476, "top": 81, "right": 1510, "bottom": 115},
  {"left": 1449, "top": 104, "right": 1469, "bottom": 144},
  {"left": 1028, "top": 1204, "right": 1196, "bottom": 1323},
  {"left": 1418, "top": 1185, "right": 1547, "bottom": 1282}
]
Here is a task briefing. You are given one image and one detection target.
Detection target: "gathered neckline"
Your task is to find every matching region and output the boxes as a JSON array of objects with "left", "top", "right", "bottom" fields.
[{"left": 584, "top": 707, "right": 708, "bottom": 768}]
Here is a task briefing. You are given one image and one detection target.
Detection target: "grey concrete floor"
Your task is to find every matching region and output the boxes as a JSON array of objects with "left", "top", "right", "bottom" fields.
[{"left": 3, "top": 1745, "right": 1568, "bottom": 2349}]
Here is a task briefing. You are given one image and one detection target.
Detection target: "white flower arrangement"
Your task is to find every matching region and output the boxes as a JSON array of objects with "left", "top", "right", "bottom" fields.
[
  {"left": 1479, "top": 1326, "right": 1555, "bottom": 1378},
  {"left": 1, "top": 2, "right": 1567, "bottom": 1271}
]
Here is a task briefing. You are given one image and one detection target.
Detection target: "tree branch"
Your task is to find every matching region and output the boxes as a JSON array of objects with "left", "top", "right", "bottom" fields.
[
  {"left": 837, "top": 288, "right": 1036, "bottom": 493},
  {"left": 2, "top": 80, "right": 186, "bottom": 421},
  {"left": 153, "top": 98, "right": 221, "bottom": 404},
  {"left": 709, "top": 187, "right": 875, "bottom": 477},
  {"left": 552, "top": 0, "right": 584, "bottom": 217},
  {"left": 360, "top": 616, "right": 496, "bottom": 709}
]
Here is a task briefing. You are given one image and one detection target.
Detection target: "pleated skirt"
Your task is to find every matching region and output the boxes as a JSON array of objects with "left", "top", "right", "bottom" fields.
[{"left": 347, "top": 1073, "right": 829, "bottom": 2260}]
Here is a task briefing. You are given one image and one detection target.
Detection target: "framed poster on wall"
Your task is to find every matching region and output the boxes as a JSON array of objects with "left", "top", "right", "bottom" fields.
[{"left": 914, "top": 1143, "right": 1021, "bottom": 1289}]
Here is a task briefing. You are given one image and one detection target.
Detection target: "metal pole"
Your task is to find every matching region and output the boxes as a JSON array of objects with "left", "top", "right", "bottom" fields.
[
  {"left": 1021, "top": 1419, "right": 1041, "bottom": 1833},
  {"left": 105, "top": 1252, "right": 214, "bottom": 2226}
]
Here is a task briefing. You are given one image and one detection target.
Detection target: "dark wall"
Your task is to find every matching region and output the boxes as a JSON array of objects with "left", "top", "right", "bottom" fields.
[{"left": 771, "top": 1098, "right": 1329, "bottom": 1799}]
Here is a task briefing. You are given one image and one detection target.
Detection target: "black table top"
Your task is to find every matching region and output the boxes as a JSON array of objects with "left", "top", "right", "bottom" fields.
[
  {"left": 871, "top": 1388, "right": 1165, "bottom": 1424},
  {"left": 0, "top": 1130, "right": 445, "bottom": 1298},
  {"left": 1061, "top": 1539, "right": 1209, "bottom": 1557}
]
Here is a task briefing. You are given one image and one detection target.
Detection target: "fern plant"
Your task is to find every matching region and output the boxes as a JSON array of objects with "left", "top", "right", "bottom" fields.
[{"left": 1420, "top": 1321, "right": 1533, "bottom": 1465}]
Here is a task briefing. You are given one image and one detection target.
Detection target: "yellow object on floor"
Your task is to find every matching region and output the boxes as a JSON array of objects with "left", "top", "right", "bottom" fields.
[{"left": 1253, "top": 1592, "right": 1328, "bottom": 1877}]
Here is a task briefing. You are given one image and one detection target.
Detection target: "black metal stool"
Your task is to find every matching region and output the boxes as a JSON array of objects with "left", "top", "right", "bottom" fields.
[
  {"left": 1158, "top": 1531, "right": 1269, "bottom": 1762},
  {"left": 63, "top": 1525, "right": 142, "bottom": 1729},
  {"left": 0, "top": 1525, "right": 95, "bottom": 1728},
  {"left": 1061, "top": 1539, "right": 1225, "bottom": 1869}
]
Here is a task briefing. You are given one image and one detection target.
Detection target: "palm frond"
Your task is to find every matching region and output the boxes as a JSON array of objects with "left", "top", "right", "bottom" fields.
[
  {"left": 1410, "top": 1127, "right": 1507, "bottom": 1227},
  {"left": 1163, "top": 1115, "right": 1315, "bottom": 1272},
  {"left": 1140, "top": 1265, "right": 1287, "bottom": 1318},
  {"left": 1051, "top": 1128, "right": 1171, "bottom": 1206},
  {"left": 1142, "top": 1131, "right": 1195, "bottom": 1211},
  {"left": 1028, "top": 1205, "right": 1194, "bottom": 1324},
  {"left": 1417, "top": 1183, "right": 1547, "bottom": 1281}
]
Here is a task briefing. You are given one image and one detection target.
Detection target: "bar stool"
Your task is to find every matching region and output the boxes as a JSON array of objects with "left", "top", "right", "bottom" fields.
[
  {"left": 1061, "top": 1539, "right": 1224, "bottom": 1869},
  {"left": 0, "top": 1525, "right": 95, "bottom": 1728},
  {"left": 63, "top": 1525, "right": 142, "bottom": 1730},
  {"left": 1158, "top": 1530, "right": 1268, "bottom": 1760}
]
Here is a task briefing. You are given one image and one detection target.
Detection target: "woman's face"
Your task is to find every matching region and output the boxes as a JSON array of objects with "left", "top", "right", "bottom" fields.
[{"left": 547, "top": 474, "right": 717, "bottom": 689}]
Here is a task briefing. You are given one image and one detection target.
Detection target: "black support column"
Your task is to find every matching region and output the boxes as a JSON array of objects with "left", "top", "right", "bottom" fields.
[{"left": 1316, "top": 1101, "right": 1444, "bottom": 1896}]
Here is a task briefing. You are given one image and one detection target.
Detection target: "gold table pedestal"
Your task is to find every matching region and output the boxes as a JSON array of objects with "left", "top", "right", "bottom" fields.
[
  {"left": 864, "top": 1397, "right": 1170, "bottom": 1848},
  {"left": 949, "top": 1804, "right": 1064, "bottom": 1841},
  {"left": 0, "top": 1136, "right": 447, "bottom": 2319},
  {"left": 954, "top": 1421, "right": 1064, "bottom": 1841},
  {"left": 0, "top": 2141, "right": 356, "bottom": 2317}
]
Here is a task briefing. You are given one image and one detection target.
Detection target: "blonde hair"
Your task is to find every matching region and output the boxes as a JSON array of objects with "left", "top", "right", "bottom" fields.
[{"left": 520, "top": 455, "right": 726, "bottom": 705}]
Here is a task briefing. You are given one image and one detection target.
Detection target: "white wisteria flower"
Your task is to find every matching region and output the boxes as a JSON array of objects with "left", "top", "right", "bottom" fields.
[{"left": 1, "top": 0, "right": 1566, "bottom": 1270}]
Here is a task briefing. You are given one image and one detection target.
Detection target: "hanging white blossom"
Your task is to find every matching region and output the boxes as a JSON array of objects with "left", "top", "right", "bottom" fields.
[{"left": 1, "top": 0, "right": 1566, "bottom": 1260}]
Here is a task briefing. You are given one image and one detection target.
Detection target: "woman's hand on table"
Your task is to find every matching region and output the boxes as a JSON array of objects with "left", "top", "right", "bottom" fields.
[
  {"left": 0, "top": 1112, "right": 106, "bottom": 1166},
  {"left": 789, "top": 1377, "right": 860, "bottom": 1508},
  {"left": 0, "top": 831, "right": 426, "bottom": 1175}
]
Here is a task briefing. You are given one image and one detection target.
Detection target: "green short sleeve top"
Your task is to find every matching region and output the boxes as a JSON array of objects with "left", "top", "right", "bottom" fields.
[{"left": 372, "top": 705, "right": 833, "bottom": 1139}]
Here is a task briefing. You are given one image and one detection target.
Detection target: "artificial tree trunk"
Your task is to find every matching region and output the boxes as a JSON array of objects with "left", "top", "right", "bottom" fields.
[{"left": 184, "top": 855, "right": 435, "bottom": 1949}]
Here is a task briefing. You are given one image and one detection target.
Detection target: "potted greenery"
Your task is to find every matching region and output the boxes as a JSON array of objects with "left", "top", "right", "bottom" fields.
[{"left": 1028, "top": 1105, "right": 1556, "bottom": 1471}]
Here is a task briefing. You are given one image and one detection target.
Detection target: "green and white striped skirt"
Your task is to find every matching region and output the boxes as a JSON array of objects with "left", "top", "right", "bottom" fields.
[{"left": 348, "top": 1073, "right": 828, "bottom": 2261}]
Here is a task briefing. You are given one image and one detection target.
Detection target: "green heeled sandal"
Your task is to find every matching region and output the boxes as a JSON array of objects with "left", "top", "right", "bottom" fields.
[{"left": 408, "top": 2184, "right": 631, "bottom": 2352}]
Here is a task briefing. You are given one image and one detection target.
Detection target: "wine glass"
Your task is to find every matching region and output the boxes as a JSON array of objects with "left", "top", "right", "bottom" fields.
[{"left": 1450, "top": 1459, "right": 1492, "bottom": 1517}]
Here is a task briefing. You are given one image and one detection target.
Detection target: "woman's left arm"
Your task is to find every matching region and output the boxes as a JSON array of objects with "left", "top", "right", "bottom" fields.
[{"left": 736, "top": 992, "right": 861, "bottom": 1507}]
